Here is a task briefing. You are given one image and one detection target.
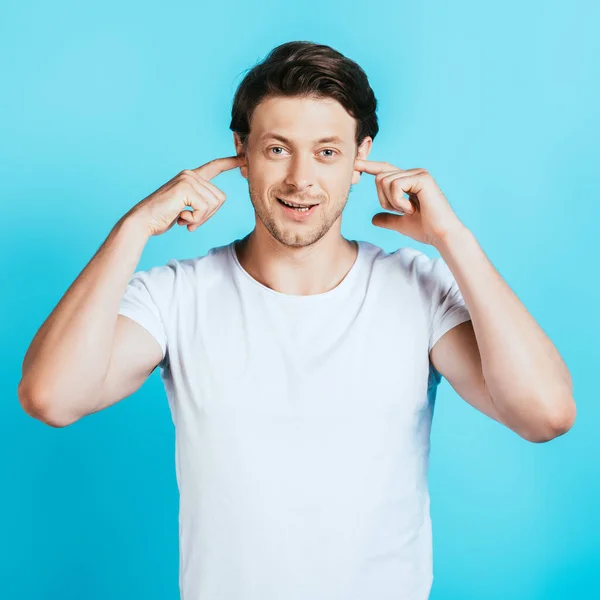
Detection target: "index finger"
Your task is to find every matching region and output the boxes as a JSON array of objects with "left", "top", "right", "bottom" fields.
[
  {"left": 192, "top": 155, "right": 246, "bottom": 180},
  {"left": 354, "top": 158, "right": 397, "bottom": 175}
]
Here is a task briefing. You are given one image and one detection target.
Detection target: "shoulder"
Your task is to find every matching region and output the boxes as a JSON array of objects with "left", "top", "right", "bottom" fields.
[
  {"left": 401, "top": 248, "right": 455, "bottom": 296},
  {"left": 125, "top": 242, "right": 242, "bottom": 314},
  {"left": 369, "top": 243, "right": 453, "bottom": 290},
  {"left": 135, "top": 242, "right": 231, "bottom": 288}
]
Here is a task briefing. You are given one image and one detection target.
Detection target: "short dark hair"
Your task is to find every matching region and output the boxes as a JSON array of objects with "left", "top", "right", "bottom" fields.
[{"left": 229, "top": 41, "right": 379, "bottom": 152}]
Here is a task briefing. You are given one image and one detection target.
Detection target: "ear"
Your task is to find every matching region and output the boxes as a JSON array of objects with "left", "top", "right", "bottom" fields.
[
  {"left": 352, "top": 136, "right": 373, "bottom": 185},
  {"left": 233, "top": 132, "right": 249, "bottom": 180}
]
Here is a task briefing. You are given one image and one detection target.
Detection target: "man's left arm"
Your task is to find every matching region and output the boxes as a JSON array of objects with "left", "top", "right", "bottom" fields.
[
  {"left": 430, "top": 224, "right": 576, "bottom": 443},
  {"left": 353, "top": 158, "right": 576, "bottom": 443}
]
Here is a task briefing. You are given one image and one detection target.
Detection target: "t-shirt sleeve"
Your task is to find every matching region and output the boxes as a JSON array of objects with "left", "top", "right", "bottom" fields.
[
  {"left": 409, "top": 252, "right": 472, "bottom": 386},
  {"left": 426, "top": 256, "right": 472, "bottom": 353},
  {"left": 118, "top": 262, "right": 177, "bottom": 365}
]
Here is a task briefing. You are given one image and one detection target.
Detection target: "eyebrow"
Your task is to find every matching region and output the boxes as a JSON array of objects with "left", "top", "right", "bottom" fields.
[{"left": 259, "top": 132, "right": 345, "bottom": 145}]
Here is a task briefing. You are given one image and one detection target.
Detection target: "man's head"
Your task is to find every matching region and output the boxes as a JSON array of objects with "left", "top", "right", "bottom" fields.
[{"left": 229, "top": 41, "right": 379, "bottom": 248}]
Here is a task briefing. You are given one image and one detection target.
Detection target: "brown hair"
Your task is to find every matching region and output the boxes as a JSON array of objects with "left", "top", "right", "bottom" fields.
[{"left": 229, "top": 41, "right": 379, "bottom": 152}]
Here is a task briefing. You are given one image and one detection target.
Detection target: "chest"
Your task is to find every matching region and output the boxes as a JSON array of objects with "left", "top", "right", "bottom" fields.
[{"left": 168, "top": 283, "right": 432, "bottom": 426}]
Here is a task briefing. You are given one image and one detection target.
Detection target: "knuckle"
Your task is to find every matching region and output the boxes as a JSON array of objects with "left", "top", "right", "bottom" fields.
[{"left": 179, "top": 182, "right": 197, "bottom": 198}]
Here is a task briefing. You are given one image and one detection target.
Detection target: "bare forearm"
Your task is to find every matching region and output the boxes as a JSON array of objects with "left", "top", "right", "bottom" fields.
[
  {"left": 434, "top": 225, "right": 575, "bottom": 434},
  {"left": 19, "top": 214, "right": 150, "bottom": 424}
]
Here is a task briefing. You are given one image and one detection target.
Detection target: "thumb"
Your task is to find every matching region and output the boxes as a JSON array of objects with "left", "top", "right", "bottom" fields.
[{"left": 371, "top": 212, "right": 406, "bottom": 232}]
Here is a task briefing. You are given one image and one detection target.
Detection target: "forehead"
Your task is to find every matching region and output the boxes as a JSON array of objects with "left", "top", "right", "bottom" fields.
[{"left": 250, "top": 95, "right": 356, "bottom": 143}]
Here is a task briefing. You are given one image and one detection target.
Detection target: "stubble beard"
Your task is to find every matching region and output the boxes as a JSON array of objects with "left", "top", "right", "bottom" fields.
[{"left": 247, "top": 179, "right": 351, "bottom": 249}]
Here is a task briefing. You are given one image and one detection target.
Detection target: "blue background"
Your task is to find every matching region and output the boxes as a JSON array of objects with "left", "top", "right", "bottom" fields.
[{"left": 2, "top": 1, "right": 598, "bottom": 598}]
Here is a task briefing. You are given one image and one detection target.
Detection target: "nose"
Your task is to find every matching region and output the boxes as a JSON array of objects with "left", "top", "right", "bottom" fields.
[{"left": 283, "top": 153, "right": 316, "bottom": 192}]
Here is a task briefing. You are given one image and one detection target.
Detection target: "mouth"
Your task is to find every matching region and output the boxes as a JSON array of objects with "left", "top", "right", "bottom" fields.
[
  {"left": 277, "top": 197, "right": 319, "bottom": 209},
  {"left": 276, "top": 197, "right": 319, "bottom": 219}
]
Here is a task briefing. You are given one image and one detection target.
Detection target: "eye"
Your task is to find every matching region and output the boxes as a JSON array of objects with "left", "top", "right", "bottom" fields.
[
  {"left": 320, "top": 149, "right": 338, "bottom": 158},
  {"left": 269, "top": 146, "right": 287, "bottom": 155},
  {"left": 268, "top": 146, "right": 339, "bottom": 158}
]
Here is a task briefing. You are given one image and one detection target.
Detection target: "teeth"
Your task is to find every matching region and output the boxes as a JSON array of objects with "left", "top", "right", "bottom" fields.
[{"left": 280, "top": 198, "right": 312, "bottom": 209}]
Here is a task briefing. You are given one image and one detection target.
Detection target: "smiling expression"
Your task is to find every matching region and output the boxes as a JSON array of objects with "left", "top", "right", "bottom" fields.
[{"left": 234, "top": 95, "right": 372, "bottom": 248}]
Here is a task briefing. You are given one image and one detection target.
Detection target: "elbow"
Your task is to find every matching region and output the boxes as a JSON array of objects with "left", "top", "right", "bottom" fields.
[
  {"left": 17, "top": 380, "right": 75, "bottom": 428},
  {"left": 520, "top": 396, "right": 577, "bottom": 443}
]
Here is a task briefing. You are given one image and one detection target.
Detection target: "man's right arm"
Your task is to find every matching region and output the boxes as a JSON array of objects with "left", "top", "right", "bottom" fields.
[
  {"left": 18, "top": 155, "right": 245, "bottom": 427},
  {"left": 17, "top": 214, "right": 160, "bottom": 427}
]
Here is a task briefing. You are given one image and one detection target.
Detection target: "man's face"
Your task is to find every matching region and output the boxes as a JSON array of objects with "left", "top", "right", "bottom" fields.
[{"left": 234, "top": 95, "right": 372, "bottom": 248}]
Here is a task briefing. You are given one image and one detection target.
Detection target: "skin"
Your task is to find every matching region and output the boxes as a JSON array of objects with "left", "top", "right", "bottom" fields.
[{"left": 233, "top": 94, "right": 373, "bottom": 296}]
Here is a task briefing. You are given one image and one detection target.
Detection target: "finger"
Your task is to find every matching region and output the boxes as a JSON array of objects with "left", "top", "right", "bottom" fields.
[
  {"left": 177, "top": 210, "right": 194, "bottom": 225},
  {"left": 192, "top": 155, "right": 245, "bottom": 181},
  {"left": 389, "top": 173, "right": 425, "bottom": 208},
  {"left": 354, "top": 158, "right": 399, "bottom": 175},
  {"left": 372, "top": 169, "right": 400, "bottom": 212},
  {"left": 382, "top": 173, "right": 416, "bottom": 213},
  {"left": 374, "top": 176, "right": 395, "bottom": 212},
  {"left": 180, "top": 174, "right": 221, "bottom": 224},
  {"left": 186, "top": 169, "right": 227, "bottom": 204},
  {"left": 185, "top": 174, "right": 231, "bottom": 232},
  {"left": 191, "top": 196, "right": 225, "bottom": 230}
]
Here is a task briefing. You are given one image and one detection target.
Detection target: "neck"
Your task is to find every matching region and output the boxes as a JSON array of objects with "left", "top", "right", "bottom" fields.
[{"left": 234, "top": 229, "right": 358, "bottom": 296}]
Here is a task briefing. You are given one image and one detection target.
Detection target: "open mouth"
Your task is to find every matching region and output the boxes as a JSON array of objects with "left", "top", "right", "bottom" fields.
[{"left": 277, "top": 197, "right": 319, "bottom": 213}]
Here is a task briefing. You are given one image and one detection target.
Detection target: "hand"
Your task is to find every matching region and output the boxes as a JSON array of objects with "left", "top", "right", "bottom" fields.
[
  {"left": 354, "top": 159, "right": 466, "bottom": 247},
  {"left": 124, "top": 155, "right": 246, "bottom": 237}
]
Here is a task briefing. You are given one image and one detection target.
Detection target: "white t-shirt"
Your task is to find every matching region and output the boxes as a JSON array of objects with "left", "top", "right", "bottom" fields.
[{"left": 118, "top": 238, "right": 471, "bottom": 600}]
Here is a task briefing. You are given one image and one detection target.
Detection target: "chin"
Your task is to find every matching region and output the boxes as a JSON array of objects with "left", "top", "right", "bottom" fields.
[{"left": 276, "top": 224, "right": 333, "bottom": 248}]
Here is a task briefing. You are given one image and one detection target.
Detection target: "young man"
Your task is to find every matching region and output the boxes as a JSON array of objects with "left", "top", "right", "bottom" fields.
[{"left": 19, "top": 41, "right": 575, "bottom": 599}]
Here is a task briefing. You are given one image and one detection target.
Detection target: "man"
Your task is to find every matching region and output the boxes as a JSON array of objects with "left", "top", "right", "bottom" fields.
[{"left": 19, "top": 41, "right": 575, "bottom": 599}]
